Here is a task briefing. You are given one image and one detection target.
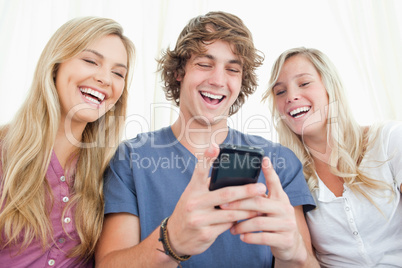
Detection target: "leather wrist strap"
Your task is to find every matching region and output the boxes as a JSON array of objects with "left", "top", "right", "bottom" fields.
[{"left": 158, "top": 217, "right": 191, "bottom": 263}]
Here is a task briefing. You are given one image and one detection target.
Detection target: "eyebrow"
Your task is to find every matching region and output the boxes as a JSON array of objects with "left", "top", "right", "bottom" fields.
[
  {"left": 83, "top": 49, "right": 127, "bottom": 69},
  {"left": 195, "top": 54, "right": 243, "bottom": 66},
  {"left": 273, "top": 73, "right": 313, "bottom": 89}
]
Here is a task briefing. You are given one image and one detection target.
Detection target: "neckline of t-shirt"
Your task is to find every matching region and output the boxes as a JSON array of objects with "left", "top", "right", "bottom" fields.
[{"left": 165, "top": 125, "right": 233, "bottom": 156}]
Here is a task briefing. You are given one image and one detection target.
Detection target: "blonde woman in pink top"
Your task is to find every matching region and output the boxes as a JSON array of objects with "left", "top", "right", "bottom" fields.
[{"left": 0, "top": 17, "right": 135, "bottom": 267}]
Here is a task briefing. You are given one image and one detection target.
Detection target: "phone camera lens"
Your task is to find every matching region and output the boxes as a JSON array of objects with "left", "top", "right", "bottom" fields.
[{"left": 221, "top": 153, "right": 230, "bottom": 163}]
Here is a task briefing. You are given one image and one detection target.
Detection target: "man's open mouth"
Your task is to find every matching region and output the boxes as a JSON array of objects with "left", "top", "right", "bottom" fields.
[{"left": 200, "top": 91, "right": 225, "bottom": 105}]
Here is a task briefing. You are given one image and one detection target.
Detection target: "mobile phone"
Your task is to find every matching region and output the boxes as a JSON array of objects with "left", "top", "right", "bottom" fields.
[{"left": 209, "top": 144, "right": 264, "bottom": 191}]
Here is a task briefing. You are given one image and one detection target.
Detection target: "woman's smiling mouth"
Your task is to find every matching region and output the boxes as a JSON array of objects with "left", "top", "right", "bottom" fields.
[
  {"left": 289, "top": 106, "right": 311, "bottom": 118},
  {"left": 80, "top": 87, "right": 106, "bottom": 105}
]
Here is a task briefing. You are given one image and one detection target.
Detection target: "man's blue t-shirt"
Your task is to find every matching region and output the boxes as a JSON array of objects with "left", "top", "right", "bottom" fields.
[{"left": 104, "top": 127, "right": 315, "bottom": 267}]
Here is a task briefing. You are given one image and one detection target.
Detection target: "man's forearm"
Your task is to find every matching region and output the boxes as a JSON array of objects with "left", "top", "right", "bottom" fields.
[{"left": 96, "top": 228, "right": 180, "bottom": 268}]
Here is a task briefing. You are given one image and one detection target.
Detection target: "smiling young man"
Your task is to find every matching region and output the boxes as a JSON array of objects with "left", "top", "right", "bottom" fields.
[{"left": 95, "top": 12, "right": 318, "bottom": 268}]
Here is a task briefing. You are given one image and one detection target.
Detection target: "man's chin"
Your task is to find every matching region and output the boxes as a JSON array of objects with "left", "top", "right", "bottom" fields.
[{"left": 193, "top": 116, "right": 225, "bottom": 127}]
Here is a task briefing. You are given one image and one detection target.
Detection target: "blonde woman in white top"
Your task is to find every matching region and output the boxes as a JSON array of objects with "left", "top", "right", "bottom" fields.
[{"left": 263, "top": 47, "right": 402, "bottom": 267}]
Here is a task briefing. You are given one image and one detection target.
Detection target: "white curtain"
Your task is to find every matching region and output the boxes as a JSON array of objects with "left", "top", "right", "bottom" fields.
[
  {"left": 330, "top": 0, "right": 402, "bottom": 122},
  {"left": 0, "top": 0, "right": 400, "bottom": 142}
]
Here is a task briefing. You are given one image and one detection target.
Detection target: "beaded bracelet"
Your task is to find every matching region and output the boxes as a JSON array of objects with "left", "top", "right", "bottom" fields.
[{"left": 158, "top": 217, "right": 191, "bottom": 264}]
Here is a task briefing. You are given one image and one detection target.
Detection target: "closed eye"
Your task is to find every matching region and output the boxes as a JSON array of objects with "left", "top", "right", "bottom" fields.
[
  {"left": 300, "top": 82, "right": 310, "bottom": 87},
  {"left": 113, "top": 71, "right": 125, "bottom": 79},
  {"left": 275, "top": 89, "right": 285, "bottom": 96},
  {"left": 227, "top": 68, "right": 240, "bottom": 73},
  {"left": 83, "top": 59, "right": 97, "bottom": 65},
  {"left": 197, "top": 63, "right": 211, "bottom": 68}
]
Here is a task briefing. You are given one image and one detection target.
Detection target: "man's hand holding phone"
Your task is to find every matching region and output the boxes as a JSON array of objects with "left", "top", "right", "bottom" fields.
[
  {"left": 220, "top": 157, "right": 310, "bottom": 265},
  {"left": 164, "top": 145, "right": 267, "bottom": 257}
]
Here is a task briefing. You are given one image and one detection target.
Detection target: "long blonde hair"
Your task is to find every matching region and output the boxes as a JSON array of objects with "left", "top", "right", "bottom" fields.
[
  {"left": 263, "top": 47, "right": 391, "bottom": 203},
  {"left": 0, "top": 16, "right": 135, "bottom": 262}
]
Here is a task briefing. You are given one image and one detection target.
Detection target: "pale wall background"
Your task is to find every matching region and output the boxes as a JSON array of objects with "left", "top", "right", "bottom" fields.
[{"left": 1, "top": 0, "right": 401, "bottom": 142}]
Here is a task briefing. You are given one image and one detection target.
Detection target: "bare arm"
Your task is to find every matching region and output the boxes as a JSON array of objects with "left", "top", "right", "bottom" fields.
[{"left": 95, "top": 213, "right": 178, "bottom": 268}]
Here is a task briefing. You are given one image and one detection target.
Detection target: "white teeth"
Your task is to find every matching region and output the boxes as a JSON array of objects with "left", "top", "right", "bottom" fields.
[
  {"left": 200, "top": 91, "right": 223, "bottom": 100},
  {"left": 289, "top": 106, "right": 310, "bottom": 117},
  {"left": 83, "top": 95, "right": 101, "bottom": 105},
  {"left": 80, "top": 87, "right": 106, "bottom": 102},
  {"left": 293, "top": 113, "right": 305, "bottom": 119}
]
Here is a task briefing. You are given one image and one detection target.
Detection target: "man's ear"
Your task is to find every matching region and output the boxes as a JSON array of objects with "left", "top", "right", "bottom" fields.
[{"left": 175, "top": 71, "right": 183, "bottom": 82}]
